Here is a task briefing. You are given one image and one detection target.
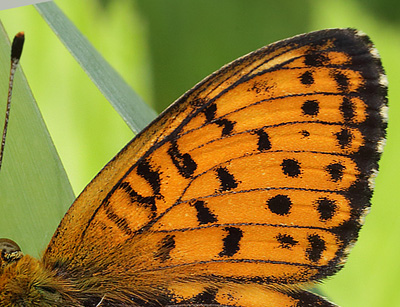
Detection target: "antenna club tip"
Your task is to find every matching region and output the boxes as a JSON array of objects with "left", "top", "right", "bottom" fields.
[
  {"left": 15, "top": 31, "right": 24, "bottom": 38},
  {"left": 11, "top": 32, "right": 25, "bottom": 61}
]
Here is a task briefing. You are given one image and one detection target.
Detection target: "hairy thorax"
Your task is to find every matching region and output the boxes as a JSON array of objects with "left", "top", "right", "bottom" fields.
[{"left": 0, "top": 254, "right": 80, "bottom": 307}]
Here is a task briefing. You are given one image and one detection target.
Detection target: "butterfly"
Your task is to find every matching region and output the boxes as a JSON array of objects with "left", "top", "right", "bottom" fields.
[{"left": 0, "top": 28, "right": 387, "bottom": 306}]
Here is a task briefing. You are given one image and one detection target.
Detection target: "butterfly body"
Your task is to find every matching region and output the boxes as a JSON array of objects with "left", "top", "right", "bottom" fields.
[{"left": 0, "top": 28, "right": 387, "bottom": 306}]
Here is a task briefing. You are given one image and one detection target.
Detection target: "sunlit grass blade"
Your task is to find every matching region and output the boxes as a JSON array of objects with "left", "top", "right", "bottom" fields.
[{"left": 34, "top": 1, "right": 157, "bottom": 134}]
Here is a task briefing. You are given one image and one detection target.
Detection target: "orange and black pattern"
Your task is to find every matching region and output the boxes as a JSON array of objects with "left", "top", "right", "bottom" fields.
[{"left": 0, "top": 28, "right": 387, "bottom": 307}]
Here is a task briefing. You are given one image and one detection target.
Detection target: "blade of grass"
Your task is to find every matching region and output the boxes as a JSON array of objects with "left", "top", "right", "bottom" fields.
[
  {"left": 0, "top": 23, "right": 75, "bottom": 257},
  {"left": 0, "top": 0, "right": 51, "bottom": 11},
  {"left": 34, "top": 1, "right": 157, "bottom": 134}
]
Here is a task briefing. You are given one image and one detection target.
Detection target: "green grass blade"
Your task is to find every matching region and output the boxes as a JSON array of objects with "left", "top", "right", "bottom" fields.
[
  {"left": 0, "top": 23, "right": 75, "bottom": 257},
  {"left": 34, "top": 1, "right": 157, "bottom": 133}
]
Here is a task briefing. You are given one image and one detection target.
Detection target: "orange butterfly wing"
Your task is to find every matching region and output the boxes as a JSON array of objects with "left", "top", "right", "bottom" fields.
[{"left": 43, "top": 29, "right": 387, "bottom": 306}]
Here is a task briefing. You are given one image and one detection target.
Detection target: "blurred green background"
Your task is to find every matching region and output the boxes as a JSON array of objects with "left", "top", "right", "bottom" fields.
[{"left": 0, "top": 0, "right": 399, "bottom": 306}]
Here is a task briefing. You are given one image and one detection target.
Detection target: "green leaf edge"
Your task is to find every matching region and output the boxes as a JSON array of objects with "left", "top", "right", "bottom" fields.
[{"left": 34, "top": 1, "right": 157, "bottom": 134}]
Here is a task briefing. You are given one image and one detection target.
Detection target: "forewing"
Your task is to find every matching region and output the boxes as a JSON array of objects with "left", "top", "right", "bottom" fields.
[{"left": 43, "top": 29, "right": 386, "bottom": 306}]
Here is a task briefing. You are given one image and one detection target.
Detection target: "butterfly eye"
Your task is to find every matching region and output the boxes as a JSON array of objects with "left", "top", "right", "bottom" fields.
[{"left": 0, "top": 238, "right": 23, "bottom": 265}]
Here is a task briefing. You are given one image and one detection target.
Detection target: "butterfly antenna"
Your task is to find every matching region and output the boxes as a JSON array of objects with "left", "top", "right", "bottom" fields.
[{"left": 0, "top": 32, "right": 24, "bottom": 171}]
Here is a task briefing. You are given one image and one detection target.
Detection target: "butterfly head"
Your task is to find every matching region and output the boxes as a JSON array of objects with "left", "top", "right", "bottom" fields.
[{"left": 0, "top": 240, "right": 78, "bottom": 307}]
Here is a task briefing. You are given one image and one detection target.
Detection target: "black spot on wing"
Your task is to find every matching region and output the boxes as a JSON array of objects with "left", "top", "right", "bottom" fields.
[
  {"left": 340, "top": 97, "right": 355, "bottom": 122},
  {"left": 276, "top": 233, "right": 299, "bottom": 249},
  {"left": 266, "top": 194, "right": 292, "bottom": 216},
  {"left": 136, "top": 158, "right": 162, "bottom": 195},
  {"left": 301, "top": 100, "right": 319, "bottom": 116},
  {"left": 204, "top": 103, "right": 217, "bottom": 122},
  {"left": 300, "top": 70, "right": 314, "bottom": 85},
  {"left": 333, "top": 70, "right": 350, "bottom": 92},
  {"left": 301, "top": 130, "right": 310, "bottom": 137},
  {"left": 191, "top": 200, "right": 218, "bottom": 225},
  {"left": 219, "top": 227, "right": 243, "bottom": 257},
  {"left": 154, "top": 235, "right": 175, "bottom": 262},
  {"left": 335, "top": 128, "right": 353, "bottom": 148},
  {"left": 326, "top": 162, "right": 345, "bottom": 182},
  {"left": 254, "top": 129, "right": 271, "bottom": 151},
  {"left": 281, "top": 158, "right": 302, "bottom": 178},
  {"left": 192, "top": 288, "right": 218, "bottom": 304},
  {"left": 316, "top": 197, "right": 337, "bottom": 221},
  {"left": 306, "top": 234, "right": 326, "bottom": 262},
  {"left": 216, "top": 167, "right": 238, "bottom": 192},
  {"left": 304, "top": 52, "right": 328, "bottom": 67},
  {"left": 204, "top": 102, "right": 234, "bottom": 136},
  {"left": 215, "top": 118, "right": 235, "bottom": 136},
  {"left": 103, "top": 200, "right": 133, "bottom": 237},
  {"left": 168, "top": 141, "right": 197, "bottom": 178},
  {"left": 119, "top": 181, "right": 156, "bottom": 213}
]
